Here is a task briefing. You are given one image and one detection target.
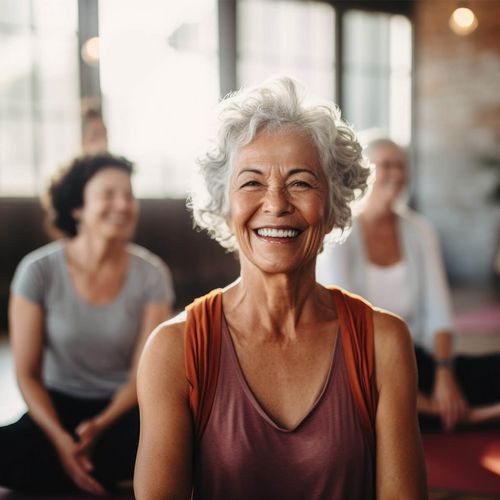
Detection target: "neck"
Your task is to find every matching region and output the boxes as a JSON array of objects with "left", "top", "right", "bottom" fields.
[
  {"left": 225, "top": 260, "right": 332, "bottom": 340},
  {"left": 67, "top": 233, "right": 126, "bottom": 270},
  {"left": 361, "top": 195, "right": 396, "bottom": 223}
]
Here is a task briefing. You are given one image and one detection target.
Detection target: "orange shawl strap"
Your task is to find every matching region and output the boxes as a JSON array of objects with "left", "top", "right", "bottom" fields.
[
  {"left": 185, "top": 289, "right": 224, "bottom": 442},
  {"left": 332, "top": 287, "right": 378, "bottom": 449},
  {"left": 185, "top": 287, "right": 378, "bottom": 448}
]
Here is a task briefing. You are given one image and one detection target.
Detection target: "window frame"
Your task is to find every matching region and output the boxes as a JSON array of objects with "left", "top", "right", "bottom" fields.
[
  {"left": 218, "top": 0, "right": 414, "bottom": 112},
  {"left": 0, "top": 0, "right": 414, "bottom": 198}
]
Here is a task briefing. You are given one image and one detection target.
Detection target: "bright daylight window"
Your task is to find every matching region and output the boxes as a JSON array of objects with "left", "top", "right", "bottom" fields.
[
  {"left": 99, "top": 0, "right": 219, "bottom": 198},
  {"left": 0, "top": 0, "right": 80, "bottom": 196},
  {"left": 343, "top": 10, "right": 412, "bottom": 145},
  {"left": 236, "top": 1, "right": 412, "bottom": 146},
  {"left": 0, "top": 2, "right": 412, "bottom": 197},
  {"left": 237, "top": 0, "right": 336, "bottom": 100}
]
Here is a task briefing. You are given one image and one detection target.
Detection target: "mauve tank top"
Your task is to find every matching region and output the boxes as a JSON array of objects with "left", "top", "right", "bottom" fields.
[{"left": 193, "top": 319, "right": 375, "bottom": 499}]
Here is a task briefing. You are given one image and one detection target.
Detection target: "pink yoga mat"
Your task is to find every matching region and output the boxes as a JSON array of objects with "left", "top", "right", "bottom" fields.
[{"left": 455, "top": 306, "right": 500, "bottom": 335}]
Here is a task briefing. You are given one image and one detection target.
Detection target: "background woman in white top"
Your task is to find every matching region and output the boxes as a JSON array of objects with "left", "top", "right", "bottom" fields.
[{"left": 317, "top": 138, "right": 500, "bottom": 431}]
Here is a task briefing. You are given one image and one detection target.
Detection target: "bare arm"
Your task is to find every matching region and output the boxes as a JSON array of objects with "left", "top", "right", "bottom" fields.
[
  {"left": 9, "top": 294, "right": 106, "bottom": 495},
  {"left": 76, "top": 302, "right": 171, "bottom": 448},
  {"left": 430, "top": 329, "right": 468, "bottom": 431},
  {"left": 374, "top": 310, "right": 427, "bottom": 500},
  {"left": 416, "top": 217, "right": 467, "bottom": 428},
  {"left": 425, "top": 331, "right": 500, "bottom": 425},
  {"left": 416, "top": 330, "right": 457, "bottom": 417},
  {"left": 134, "top": 318, "right": 193, "bottom": 500},
  {"left": 10, "top": 294, "right": 66, "bottom": 443}
]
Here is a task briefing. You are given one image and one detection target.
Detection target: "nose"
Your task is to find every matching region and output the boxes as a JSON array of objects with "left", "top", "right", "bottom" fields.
[
  {"left": 388, "top": 163, "right": 407, "bottom": 182},
  {"left": 262, "top": 187, "right": 292, "bottom": 216},
  {"left": 114, "top": 193, "right": 134, "bottom": 211}
]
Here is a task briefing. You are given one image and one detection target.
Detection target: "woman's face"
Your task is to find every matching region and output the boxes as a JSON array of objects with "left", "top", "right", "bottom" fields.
[
  {"left": 74, "top": 167, "right": 139, "bottom": 242},
  {"left": 228, "top": 129, "right": 334, "bottom": 275},
  {"left": 370, "top": 145, "right": 408, "bottom": 205}
]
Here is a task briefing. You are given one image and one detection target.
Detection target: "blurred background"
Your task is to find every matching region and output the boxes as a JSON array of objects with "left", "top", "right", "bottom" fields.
[
  {"left": 1, "top": 0, "right": 499, "bottom": 293},
  {"left": 0, "top": 1, "right": 500, "bottom": 496}
]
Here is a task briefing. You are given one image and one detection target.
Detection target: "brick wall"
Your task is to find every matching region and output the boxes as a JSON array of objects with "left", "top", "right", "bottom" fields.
[{"left": 414, "top": 0, "right": 500, "bottom": 284}]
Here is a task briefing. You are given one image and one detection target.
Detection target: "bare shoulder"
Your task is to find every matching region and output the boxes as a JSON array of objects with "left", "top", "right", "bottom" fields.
[
  {"left": 373, "top": 307, "right": 413, "bottom": 352},
  {"left": 372, "top": 308, "right": 416, "bottom": 388},
  {"left": 139, "top": 311, "right": 187, "bottom": 390},
  {"left": 135, "top": 315, "right": 193, "bottom": 498},
  {"left": 143, "top": 310, "right": 186, "bottom": 353}
]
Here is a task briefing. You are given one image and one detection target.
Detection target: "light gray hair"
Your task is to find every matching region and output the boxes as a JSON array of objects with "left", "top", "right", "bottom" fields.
[
  {"left": 188, "top": 76, "right": 371, "bottom": 251},
  {"left": 365, "top": 137, "right": 407, "bottom": 160}
]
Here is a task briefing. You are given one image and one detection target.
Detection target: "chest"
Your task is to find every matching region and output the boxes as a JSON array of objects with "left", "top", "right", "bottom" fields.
[
  {"left": 67, "top": 259, "right": 129, "bottom": 305},
  {"left": 43, "top": 258, "right": 143, "bottom": 353},
  {"left": 227, "top": 324, "right": 337, "bottom": 430},
  {"left": 197, "top": 330, "right": 374, "bottom": 500}
]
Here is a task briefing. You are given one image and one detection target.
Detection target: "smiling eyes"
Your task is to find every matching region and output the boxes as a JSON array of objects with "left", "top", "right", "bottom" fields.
[
  {"left": 96, "top": 188, "right": 135, "bottom": 204},
  {"left": 240, "top": 179, "right": 315, "bottom": 191}
]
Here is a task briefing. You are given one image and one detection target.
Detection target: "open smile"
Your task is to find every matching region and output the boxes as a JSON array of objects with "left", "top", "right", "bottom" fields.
[{"left": 254, "top": 227, "right": 302, "bottom": 240}]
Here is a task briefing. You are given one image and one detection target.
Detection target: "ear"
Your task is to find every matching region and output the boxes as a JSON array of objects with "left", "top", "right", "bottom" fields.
[{"left": 72, "top": 208, "right": 82, "bottom": 222}]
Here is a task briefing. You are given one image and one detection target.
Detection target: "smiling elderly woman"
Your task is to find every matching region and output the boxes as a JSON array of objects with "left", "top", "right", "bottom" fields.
[{"left": 134, "top": 77, "right": 427, "bottom": 499}]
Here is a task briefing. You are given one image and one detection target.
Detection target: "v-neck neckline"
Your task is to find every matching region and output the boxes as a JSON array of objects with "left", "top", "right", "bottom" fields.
[{"left": 220, "top": 316, "right": 340, "bottom": 432}]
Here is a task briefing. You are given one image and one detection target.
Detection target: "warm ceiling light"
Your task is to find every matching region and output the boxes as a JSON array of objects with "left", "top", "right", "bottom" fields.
[
  {"left": 81, "top": 36, "right": 100, "bottom": 65},
  {"left": 449, "top": 7, "right": 478, "bottom": 35}
]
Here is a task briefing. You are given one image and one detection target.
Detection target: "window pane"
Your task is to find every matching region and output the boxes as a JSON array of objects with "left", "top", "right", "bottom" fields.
[
  {"left": 343, "top": 10, "right": 412, "bottom": 145},
  {"left": 37, "top": 34, "right": 80, "bottom": 190},
  {"left": 0, "top": 118, "right": 36, "bottom": 194},
  {"left": 0, "top": 0, "right": 80, "bottom": 196},
  {"left": 99, "top": 0, "right": 219, "bottom": 198},
  {"left": 0, "top": 0, "right": 31, "bottom": 27},
  {"left": 237, "top": 0, "right": 335, "bottom": 100},
  {"left": 389, "top": 15, "right": 412, "bottom": 145},
  {"left": 343, "top": 71, "right": 390, "bottom": 131},
  {"left": 33, "top": 0, "right": 78, "bottom": 33},
  {"left": 0, "top": 31, "right": 33, "bottom": 113}
]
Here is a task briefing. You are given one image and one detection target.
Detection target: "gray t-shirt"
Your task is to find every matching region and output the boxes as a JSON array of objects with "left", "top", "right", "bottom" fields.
[{"left": 11, "top": 240, "right": 175, "bottom": 399}]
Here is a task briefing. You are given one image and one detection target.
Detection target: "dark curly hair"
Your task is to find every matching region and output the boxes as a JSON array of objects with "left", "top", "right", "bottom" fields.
[{"left": 45, "top": 153, "right": 134, "bottom": 238}]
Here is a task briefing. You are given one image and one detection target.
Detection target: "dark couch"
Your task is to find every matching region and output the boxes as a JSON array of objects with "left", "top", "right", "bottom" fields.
[{"left": 0, "top": 197, "right": 240, "bottom": 332}]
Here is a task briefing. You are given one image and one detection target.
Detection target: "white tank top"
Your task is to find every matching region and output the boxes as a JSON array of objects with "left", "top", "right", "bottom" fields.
[{"left": 366, "top": 260, "right": 412, "bottom": 321}]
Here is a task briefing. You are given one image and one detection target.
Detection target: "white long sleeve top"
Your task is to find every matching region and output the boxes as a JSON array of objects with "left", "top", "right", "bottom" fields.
[{"left": 316, "top": 206, "right": 454, "bottom": 354}]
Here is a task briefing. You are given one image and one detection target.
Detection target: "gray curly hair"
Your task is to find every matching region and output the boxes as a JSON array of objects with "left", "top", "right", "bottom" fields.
[{"left": 188, "top": 76, "right": 371, "bottom": 251}]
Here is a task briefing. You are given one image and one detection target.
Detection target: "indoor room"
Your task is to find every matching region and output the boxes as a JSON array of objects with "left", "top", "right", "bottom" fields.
[{"left": 0, "top": 0, "right": 499, "bottom": 498}]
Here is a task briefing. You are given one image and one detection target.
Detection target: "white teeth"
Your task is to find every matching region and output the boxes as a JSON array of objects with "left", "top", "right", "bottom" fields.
[{"left": 256, "top": 228, "right": 299, "bottom": 238}]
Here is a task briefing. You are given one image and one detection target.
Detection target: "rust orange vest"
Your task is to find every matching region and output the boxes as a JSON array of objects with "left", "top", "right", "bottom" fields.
[{"left": 184, "top": 287, "right": 378, "bottom": 448}]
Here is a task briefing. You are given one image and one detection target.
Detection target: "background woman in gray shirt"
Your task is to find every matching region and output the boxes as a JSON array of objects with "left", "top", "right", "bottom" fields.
[{"left": 0, "top": 154, "right": 174, "bottom": 494}]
